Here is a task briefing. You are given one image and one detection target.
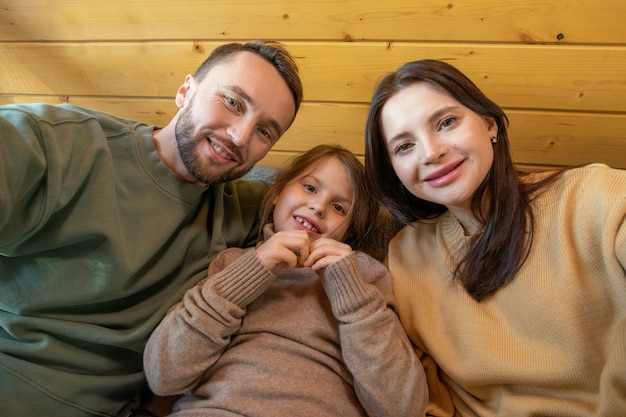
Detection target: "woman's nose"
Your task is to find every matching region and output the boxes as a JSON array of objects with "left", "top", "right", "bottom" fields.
[{"left": 420, "top": 136, "right": 447, "bottom": 163}]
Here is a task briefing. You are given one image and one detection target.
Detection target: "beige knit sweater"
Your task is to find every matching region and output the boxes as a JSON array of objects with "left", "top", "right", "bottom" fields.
[
  {"left": 387, "top": 164, "right": 626, "bottom": 417},
  {"left": 144, "top": 226, "right": 427, "bottom": 417}
]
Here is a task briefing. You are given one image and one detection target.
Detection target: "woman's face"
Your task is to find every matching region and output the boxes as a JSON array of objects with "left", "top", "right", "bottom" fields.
[{"left": 380, "top": 81, "right": 497, "bottom": 213}]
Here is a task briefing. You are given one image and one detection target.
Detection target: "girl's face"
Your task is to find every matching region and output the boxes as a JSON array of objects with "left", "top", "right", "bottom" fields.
[
  {"left": 272, "top": 156, "right": 352, "bottom": 242},
  {"left": 380, "top": 81, "right": 497, "bottom": 213}
]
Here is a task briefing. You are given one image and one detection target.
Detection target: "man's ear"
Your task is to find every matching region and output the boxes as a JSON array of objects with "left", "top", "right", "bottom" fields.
[{"left": 175, "top": 74, "right": 196, "bottom": 108}]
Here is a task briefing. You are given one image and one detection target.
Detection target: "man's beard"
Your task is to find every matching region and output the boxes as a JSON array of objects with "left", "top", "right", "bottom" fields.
[{"left": 174, "top": 105, "right": 249, "bottom": 185}]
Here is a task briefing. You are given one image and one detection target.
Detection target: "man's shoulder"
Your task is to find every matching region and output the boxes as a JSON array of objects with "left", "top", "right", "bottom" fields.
[
  {"left": 221, "top": 166, "right": 277, "bottom": 206},
  {"left": 221, "top": 178, "right": 270, "bottom": 207},
  {"left": 0, "top": 103, "right": 147, "bottom": 134},
  {"left": 1, "top": 103, "right": 97, "bottom": 122}
]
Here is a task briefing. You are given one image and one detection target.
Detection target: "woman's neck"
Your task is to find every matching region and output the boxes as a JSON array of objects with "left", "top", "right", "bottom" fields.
[{"left": 448, "top": 207, "right": 481, "bottom": 237}]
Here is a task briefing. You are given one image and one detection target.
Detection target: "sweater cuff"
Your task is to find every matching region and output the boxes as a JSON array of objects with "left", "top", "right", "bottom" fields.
[
  {"left": 209, "top": 250, "right": 274, "bottom": 308},
  {"left": 323, "top": 253, "right": 378, "bottom": 319}
]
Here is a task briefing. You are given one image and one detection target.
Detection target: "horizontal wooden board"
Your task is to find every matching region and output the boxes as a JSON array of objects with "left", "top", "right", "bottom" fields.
[
  {"left": 1, "top": 0, "right": 625, "bottom": 44},
  {"left": 2, "top": 42, "right": 626, "bottom": 113},
  {"left": 2, "top": 96, "right": 624, "bottom": 169}
]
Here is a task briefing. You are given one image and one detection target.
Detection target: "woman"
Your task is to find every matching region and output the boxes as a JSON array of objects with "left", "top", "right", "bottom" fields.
[{"left": 365, "top": 59, "right": 626, "bottom": 416}]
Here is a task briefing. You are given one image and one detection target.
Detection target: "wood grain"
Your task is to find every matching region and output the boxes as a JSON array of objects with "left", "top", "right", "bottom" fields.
[
  {"left": 1, "top": 0, "right": 624, "bottom": 170},
  {"left": 1, "top": 0, "right": 624, "bottom": 44}
]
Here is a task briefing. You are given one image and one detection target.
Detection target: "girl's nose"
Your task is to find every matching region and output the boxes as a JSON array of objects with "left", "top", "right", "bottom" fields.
[{"left": 309, "top": 200, "right": 325, "bottom": 217}]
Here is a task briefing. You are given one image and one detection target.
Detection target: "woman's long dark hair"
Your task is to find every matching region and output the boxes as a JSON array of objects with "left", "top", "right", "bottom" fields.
[{"left": 365, "top": 59, "right": 562, "bottom": 301}]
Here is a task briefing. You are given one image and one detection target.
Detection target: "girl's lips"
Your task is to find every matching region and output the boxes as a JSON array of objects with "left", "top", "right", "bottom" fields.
[
  {"left": 423, "top": 160, "right": 464, "bottom": 185},
  {"left": 294, "top": 215, "right": 320, "bottom": 234}
]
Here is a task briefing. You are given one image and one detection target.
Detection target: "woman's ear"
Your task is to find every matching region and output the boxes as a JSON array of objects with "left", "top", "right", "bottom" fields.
[
  {"left": 175, "top": 74, "right": 196, "bottom": 108},
  {"left": 484, "top": 116, "right": 498, "bottom": 138}
]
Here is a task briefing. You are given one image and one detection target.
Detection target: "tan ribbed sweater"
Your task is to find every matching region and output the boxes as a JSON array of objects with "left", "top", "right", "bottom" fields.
[
  {"left": 144, "top": 226, "right": 427, "bottom": 417},
  {"left": 387, "top": 164, "right": 626, "bottom": 417}
]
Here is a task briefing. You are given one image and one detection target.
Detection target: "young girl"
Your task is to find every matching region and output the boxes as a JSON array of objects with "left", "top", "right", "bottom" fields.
[
  {"left": 143, "top": 144, "right": 427, "bottom": 417},
  {"left": 364, "top": 59, "right": 626, "bottom": 416}
]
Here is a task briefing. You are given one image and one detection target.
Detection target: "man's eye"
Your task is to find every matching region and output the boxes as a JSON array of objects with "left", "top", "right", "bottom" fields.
[
  {"left": 225, "top": 97, "right": 239, "bottom": 109},
  {"left": 257, "top": 127, "right": 271, "bottom": 139}
]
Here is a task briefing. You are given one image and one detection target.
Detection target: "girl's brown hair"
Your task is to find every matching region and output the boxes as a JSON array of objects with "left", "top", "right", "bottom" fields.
[{"left": 260, "top": 144, "right": 379, "bottom": 250}]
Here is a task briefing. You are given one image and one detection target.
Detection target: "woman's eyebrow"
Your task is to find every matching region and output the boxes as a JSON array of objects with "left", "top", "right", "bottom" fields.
[
  {"left": 386, "top": 105, "right": 459, "bottom": 144},
  {"left": 427, "top": 105, "right": 457, "bottom": 125}
]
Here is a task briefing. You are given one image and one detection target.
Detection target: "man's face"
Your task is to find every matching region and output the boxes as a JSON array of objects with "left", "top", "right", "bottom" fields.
[{"left": 175, "top": 51, "right": 296, "bottom": 185}]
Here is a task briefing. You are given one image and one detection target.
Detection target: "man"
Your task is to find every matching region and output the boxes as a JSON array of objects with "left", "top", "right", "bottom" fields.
[{"left": 0, "top": 40, "right": 302, "bottom": 417}]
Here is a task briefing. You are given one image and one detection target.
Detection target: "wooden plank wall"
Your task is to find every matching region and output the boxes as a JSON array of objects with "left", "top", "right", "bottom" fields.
[{"left": 1, "top": 0, "right": 625, "bottom": 170}]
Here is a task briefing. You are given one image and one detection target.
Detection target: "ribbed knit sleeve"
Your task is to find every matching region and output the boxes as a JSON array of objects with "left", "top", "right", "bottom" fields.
[
  {"left": 322, "top": 252, "right": 428, "bottom": 417},
  {"left": 144, "top": 247, "right": 275, "bottom": 395},
  {"left": 321, "top": 252, "right": 379, "bottom": 319},
  {"left": 209, "top": 249, "right": 275, "bottom": 308}
]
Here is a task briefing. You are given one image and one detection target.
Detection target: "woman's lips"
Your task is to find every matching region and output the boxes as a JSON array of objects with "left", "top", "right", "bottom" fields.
[{"left": 423, "top": 160, "right": 464, "bottom": 185}]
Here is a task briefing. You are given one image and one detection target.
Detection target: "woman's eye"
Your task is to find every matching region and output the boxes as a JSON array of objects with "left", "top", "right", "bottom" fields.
[
  {"left": 395, "top": 142, "right": 413, "bottom": 155},
  {"left": 440, "top": 117, "right": 455, "bottom": 129}
]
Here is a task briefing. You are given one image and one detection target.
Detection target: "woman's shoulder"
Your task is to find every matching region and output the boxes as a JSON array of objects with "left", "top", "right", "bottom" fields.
[
  {"left": 565, "top": 162, "right": 623, "bottom": 177},
  {"left": 543, "top": 163, "right": 625, "bottom": 194},
  {"left": 529, "top": 163, "right": 626, "bottom": 217}
]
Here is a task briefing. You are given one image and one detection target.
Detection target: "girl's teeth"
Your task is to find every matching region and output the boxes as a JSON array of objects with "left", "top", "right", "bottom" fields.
[{"left": 297, "top": 217, "right": 317, "bottom": 232}]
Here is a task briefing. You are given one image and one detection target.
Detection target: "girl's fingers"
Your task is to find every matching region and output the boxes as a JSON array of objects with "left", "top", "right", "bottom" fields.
[{"left": 304, "top": 238, "right": 352, "bottom": 269}]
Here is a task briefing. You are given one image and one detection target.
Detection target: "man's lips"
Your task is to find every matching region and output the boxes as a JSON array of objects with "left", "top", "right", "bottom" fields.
[
  {"left": 207, "top": 138, "right": 238, "bottom": 163},
  {"left": 294, "top": 215, "right": 321, "bottom": 234}
]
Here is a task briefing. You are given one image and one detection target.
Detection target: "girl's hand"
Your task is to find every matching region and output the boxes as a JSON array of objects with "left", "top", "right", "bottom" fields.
[
  {"left": 303, "top": 238, "right": 352, "bottom": 270},
  {"left": 255, "top": 230, "right": 310, "bottom": 274}
]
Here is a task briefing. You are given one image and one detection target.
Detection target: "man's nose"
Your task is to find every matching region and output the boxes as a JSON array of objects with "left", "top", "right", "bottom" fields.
[{"left": 227, "top": 118, "right": 255, "bottom": 146}]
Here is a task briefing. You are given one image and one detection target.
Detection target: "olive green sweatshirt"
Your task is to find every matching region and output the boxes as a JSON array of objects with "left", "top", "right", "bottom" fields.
[{"left": 0, "top": 104, "right": 266, "bottom": 417}]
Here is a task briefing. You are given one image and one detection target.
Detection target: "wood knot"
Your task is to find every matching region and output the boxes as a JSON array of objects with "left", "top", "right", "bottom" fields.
[{"left": 193, "top": 42, "right": 205, "bottom": 54}]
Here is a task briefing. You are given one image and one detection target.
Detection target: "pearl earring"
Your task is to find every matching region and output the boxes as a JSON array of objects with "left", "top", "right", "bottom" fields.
[{"left": 490, "top": 136, "right": 498, "bottom": 144}]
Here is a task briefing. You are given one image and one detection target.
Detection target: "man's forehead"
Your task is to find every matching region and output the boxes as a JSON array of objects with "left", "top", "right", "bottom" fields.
[{"left": 198, "top": 52, "right": 295, "bottom": 132}]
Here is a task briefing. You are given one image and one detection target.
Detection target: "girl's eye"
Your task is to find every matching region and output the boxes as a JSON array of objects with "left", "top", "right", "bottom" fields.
[
  {"left": 304, "top": 184, "right": 316, "bottom": 193},
  {"left": 332, "top": 203, "right": 346, "bottom": 215}
]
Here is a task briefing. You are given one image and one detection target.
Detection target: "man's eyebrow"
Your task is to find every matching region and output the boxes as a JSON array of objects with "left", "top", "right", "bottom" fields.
[{"left": 230, "top": 85, "right": 284, "bottom": 138}]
